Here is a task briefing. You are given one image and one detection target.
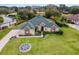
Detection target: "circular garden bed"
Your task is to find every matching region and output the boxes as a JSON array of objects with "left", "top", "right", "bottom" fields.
[{"left": 19, "top": 43, "right": 31, "bottom": 53}]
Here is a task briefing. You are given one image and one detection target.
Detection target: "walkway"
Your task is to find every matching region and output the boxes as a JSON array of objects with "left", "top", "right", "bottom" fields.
[{"left": 0, "top": 29, "right": 19, "bottom": 52}]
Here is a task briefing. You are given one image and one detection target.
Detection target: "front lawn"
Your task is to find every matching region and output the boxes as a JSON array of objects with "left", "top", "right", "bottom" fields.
[
  {"left": 1, "top": 27, "right": 79, "bottom": 55},
  {"left": 0, "top": 28, "right": 12, "bottom": 40},
  {"left": 0, "top": 22, "right": 23, "bottom": 40}
]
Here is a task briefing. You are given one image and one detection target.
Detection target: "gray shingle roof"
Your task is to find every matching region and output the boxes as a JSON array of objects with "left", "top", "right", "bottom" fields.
[{"left": 19, "top": 16, "right": 58, "bottom": 29}]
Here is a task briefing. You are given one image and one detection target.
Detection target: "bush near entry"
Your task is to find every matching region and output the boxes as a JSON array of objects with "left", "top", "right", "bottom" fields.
[
  {"left": 54, "top": 29, "right": 63, "bottom": 35},
  {"left": 43, "top": 29, "right": 63, "bottom": 36}
]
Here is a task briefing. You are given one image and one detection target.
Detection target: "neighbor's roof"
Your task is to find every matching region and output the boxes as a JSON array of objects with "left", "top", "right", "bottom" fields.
[
  {"left": 66, "top": 14, "right": 79, "bottom": 21},
  {"left": 18, "top": 16, "right": 58, "bottom": 29}
]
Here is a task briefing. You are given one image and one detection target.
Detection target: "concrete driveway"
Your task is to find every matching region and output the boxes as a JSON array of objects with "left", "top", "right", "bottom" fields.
[{"left": 0, "top": 29, "right": 19, "bottom": 52}]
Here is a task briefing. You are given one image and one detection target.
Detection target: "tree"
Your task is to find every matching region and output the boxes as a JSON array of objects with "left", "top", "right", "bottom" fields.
[
  {"left": 25, "top": 6, "right": 32, "bottom": 11},
  {"left": 27, "top": 12, "right": 35, "bottom": 19},
  {"left": 45, "top": 8, "right": 61, "bottom": 18},
  {"left": 17, "top": 11, "right": 28, "bottom": 20},
  {"left": 60, "top": 16, "right": 67, "bottom": 23},
  {"left": 59, "top": 4, "right": 69, "bottom": 11},
  {"left": 13, "top": 6, "right": 18, "bottom": 12},
  {"left": 69, "top": 6, "right": 79, "bottom": 14},
  {"left": 17, "top": 11, "right": 35, "bottom": 20}
]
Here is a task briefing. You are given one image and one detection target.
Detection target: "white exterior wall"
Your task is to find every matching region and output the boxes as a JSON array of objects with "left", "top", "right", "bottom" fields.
[
  {"left": 44, "top": 27, "right": 59, "bottom": 32},
  {"left": 29, "top": 29, "right": 35, "bottom": 35},
  {"left": 19, "top": 30, "right": 25, "bottom": 35},
  {"left": 55, "top": 28, "right": 59, "bottom": 31},
  {"left": 19, "top": 29, "right": 35, "bottom": 36},
  {"left": 44, "top": 27, "right": 51, "bottom": 32}
]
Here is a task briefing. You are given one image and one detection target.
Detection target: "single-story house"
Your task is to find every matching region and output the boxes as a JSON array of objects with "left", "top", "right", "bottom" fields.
[
  {"left": 17, "top": 16, "right": 59, "bottom": 36},
  {"left": 66, "top": 14, "right": 79, "bottom": 25},
  {"left": 0, "top": 15, "right": 16, "bottom": 30}
]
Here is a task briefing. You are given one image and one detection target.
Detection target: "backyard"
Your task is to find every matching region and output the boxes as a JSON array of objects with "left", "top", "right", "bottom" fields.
[{"left": 1, "top": 27, "right": 79, "bottom": 55}]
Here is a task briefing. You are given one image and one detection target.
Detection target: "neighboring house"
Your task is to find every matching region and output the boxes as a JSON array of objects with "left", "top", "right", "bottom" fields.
[
  {"left": 33, "top": 9, "right": 45, "bottom": 16},
  {"left": 66, "top": 14, "right": 79, "bottom": 25},
  {"left": 17, "top": 16, "right": 59, "bottom": 36},
  {"left": 0, "top": 20, "right": 16, "bottom": 29},
  {"left": 63, "top": 10, "right": 69, "bottom": 14},
  {"left": 0, "top": 15, "right": 16, "bottom": 29},
  {"left": 36, "top": 12, "right": 45, "bottom": 16},
  {"left": 7, "top": 13, "right": 17, "bottom": 16}
]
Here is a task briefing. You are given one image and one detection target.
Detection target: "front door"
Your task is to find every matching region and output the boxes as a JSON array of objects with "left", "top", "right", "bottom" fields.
[{"left": 25, "top": 29, "right": 30, "bottom": 36}]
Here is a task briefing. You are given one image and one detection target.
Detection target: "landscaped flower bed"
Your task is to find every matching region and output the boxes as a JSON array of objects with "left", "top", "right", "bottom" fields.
[{"left": 19, "top": 43, "right": 31, "bottom": 53}]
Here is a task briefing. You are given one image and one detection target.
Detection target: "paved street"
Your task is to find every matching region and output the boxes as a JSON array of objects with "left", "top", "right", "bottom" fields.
[{"left": 67, "top": 24, "right": 79, "bottom": 30}]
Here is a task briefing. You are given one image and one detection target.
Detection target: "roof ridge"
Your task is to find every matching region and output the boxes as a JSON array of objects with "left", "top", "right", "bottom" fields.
[{"left": 18, "top": 16, "right": 58, "bottom": 29}]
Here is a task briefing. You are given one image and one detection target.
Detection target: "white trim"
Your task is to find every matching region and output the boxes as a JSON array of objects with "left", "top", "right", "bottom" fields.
[{"left": 19, "top": 35, "right": 43, "bottom": 38}]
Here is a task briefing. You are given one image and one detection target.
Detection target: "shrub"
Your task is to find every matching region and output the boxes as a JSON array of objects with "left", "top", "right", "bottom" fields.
[
  {"left": 55, "top": 21, "right": 68, "bottom": 27},
  {"left": 15, "top": 20, "right": 25, "bottom": 25},
  {"left": 55, "top": 29, "right": 63, "bottom": 35},
  {"left": 63, "top": 24, "right": 69, "bottom": 27},
  {"left": 43, "top": 31, "right": 53, "bottom": 38},
  {"left": 43, "top": 31, "right": 53, "bottom": 35},
  {"left": 55, "top": 21, "right": 63, "bottom": 27}
]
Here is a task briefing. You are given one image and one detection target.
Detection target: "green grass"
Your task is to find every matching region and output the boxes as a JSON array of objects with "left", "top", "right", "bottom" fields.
[
  {"left": 0, "top": 17, "right": 3, "bottom": 23},
  {"left": 1, "top": 27, "right": 79, "bottom": 55},
  {"left": 0, "top": 22, "right": 23, "bottom": 40},
  {"left": 0, "top": 28, "right": 12, "bottom": 40}
]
